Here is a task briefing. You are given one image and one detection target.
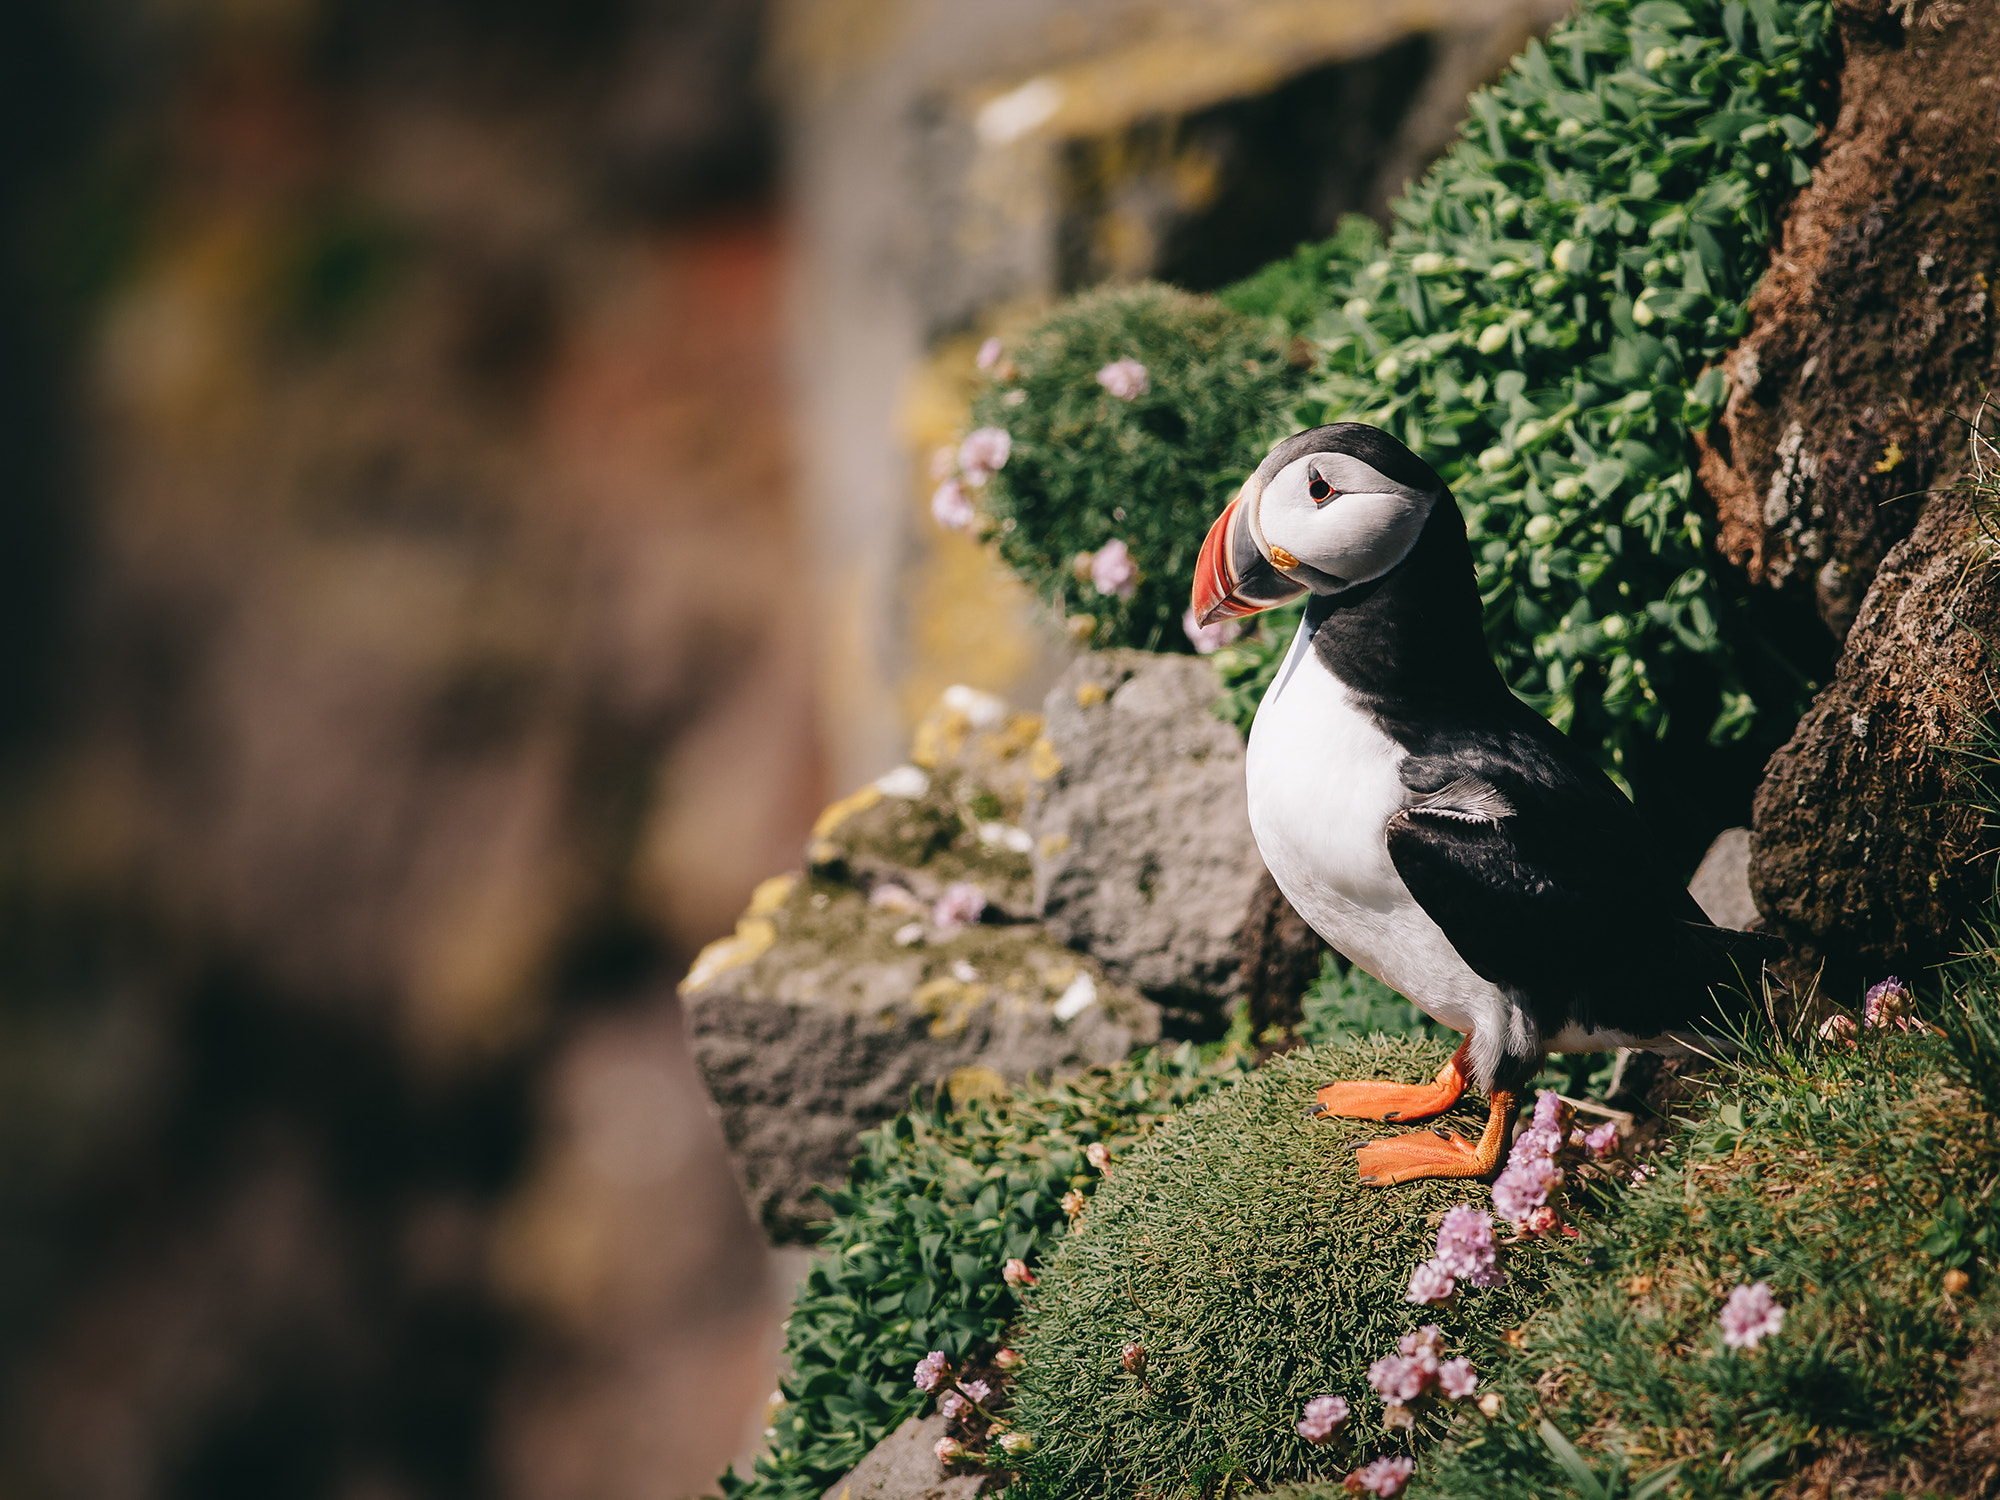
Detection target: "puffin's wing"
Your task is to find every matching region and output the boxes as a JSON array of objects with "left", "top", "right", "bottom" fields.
[{"left": 1384, "top": 745, "right": 1757, "bottom": 1042}]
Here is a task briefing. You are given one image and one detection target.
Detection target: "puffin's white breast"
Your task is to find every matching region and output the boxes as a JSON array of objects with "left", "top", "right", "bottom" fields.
[{"left": 1244, "top": 618, "right": 1506, "bottom": 1042}]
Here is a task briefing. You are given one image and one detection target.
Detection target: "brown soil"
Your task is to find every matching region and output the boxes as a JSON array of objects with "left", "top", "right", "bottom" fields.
[
  {"left": 1694, "top": 0, "right": 2000, "bottom": 641},
  {"left": 1782, "top": 1323, "right": 2000, "bottom": 1499}
]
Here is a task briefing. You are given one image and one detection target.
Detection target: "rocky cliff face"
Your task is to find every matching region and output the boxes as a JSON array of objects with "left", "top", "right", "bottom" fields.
[{"left": 1702, "top": 0, "right": 2000, "bottom": 985}]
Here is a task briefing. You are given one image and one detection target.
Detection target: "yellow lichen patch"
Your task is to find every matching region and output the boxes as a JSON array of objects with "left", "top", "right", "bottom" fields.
[
  {"left": 1076, "top": 681, "right": 1108, "bottom": 708},
  {"left": 1039, "top": 831, "right": 1071, "bottom": 859},
  {"left": 1028, "top": 737, "right": 1063, "bottom": 781},
  {"left": 989, "top": 711, "right": 1045, "bottom": 759},
  {"left": 947, "top": 1066, "right": 1010, "bottom": 1106},
  {"left": 912, "top": 975, "right": 986, "bottom": 1039},
  {"left": 745, "top": 872, "right": 797, "bottom": 918},
  {"left": 1874, "top": 441, "right": 1905, "bottom": 474},
  {"left": 812, "top": 784, "right": 884, "bottom": 839},
  {"left": 678, "top": 916, "right": 779, "bottom": 994},
  {"left": 910, "top": 707, "right": 971, "bottom": 769},
  {"left": 1042, "top": 961, "right": 1078, "bottom": 993}
]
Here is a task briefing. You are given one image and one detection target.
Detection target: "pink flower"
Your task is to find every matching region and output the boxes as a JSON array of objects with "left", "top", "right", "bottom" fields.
[
  {"left": 1120, "top": 1342, "right": 1146, "bottom": 1375},
  {"left": 1435, "top": 1205, "right": 1504, "bottom": 1289},
  {"left": 993, "top": 1348, "right": 1022, "bottom": 1370},
  {"left": 1818, "top": 1013, "right": 1858, "bottom": 1045},
  {"left": 935, "top": 1436, "right": 965, "bottom": 1464},
  {"left": 1406, "top": 1259, "right": 1455, "bottom": 1306},
  {"left": 976, "top": 337, "right": 1004, "bottom": 371},
  {"left": 1438, "top": 1358, "right": 1478, "bottom": 1400},
  {"left": 1630, "top": 1162, "right": 1658, "bottom": 1187},
  {"left": 1296, "top": 1394, "right": 1350, "bottom": 1443},
  {"left": 1532, "top": 1090, "right": 1571, "bottom": 1132},
  {"left": 1089, "top": 539, "right": 1139, "bottom": 599},
  {"left": 933, "top": 882, "right": 987, "bottom": 931},
  {"left": 1345, "top": 1456, "right": 1416, "bottom": 1496},
  {"left": 1367, "top": 1354, "right": 1429, "bottom": 1406},
  {"left": 961, "top": 1378, "right": 992, "bottom": 1405},
  {"left": 1720, "top": 1280, "right": 1785, "bottom": 1350},
  {"left": 1522, "top": 1204, "right": 1560, "bottom": 1236},
  {"left": 1399, "top": 1324, "right": 1443, "bottom": 1359},
  {"left": 1002, "top": 1258, "right": 1037, "bottom": 1288},
  {"left": 1096, "top": 358, "right": 1150, "bottom": 400},
  {"left": 1582, "top": 1121, "right": 1620, "bottom": 1159},
  {"left": 1864, "top": 976, "right": 1917, "bottom": 1029},
  {"left": 1061, "top": 1188, "right": 1086, "bottom": 1219},
  {"left": 1182, "top": 606, "right": 1244, "bottom": 655},
  {"left": 939, "top": 1392, "right": 967, "bottom": 1422},
  {"left": 1086, "top": 1142, "right": 1112, "bottom": 1172},
  {"left": 931, "top": 478, "right": 976, "bottom": 530},
  {"left": 914, "top": 1351, "right": 948, "bottom": 1392},
  {"left": 1491, "top": 1151, "right": 1562, "bottom": 1222},
  {"left": 959, "top": 427, "right": 1012, "bottom": 485}
]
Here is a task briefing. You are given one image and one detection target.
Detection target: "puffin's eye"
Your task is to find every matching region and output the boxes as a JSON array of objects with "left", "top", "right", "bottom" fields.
[{"left": 1307, "top": 471, "right": 1336, "bottom": 504}]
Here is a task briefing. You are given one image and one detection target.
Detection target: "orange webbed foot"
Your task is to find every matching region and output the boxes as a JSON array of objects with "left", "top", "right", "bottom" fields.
[
  {"left": 1354, "top": 1090, "right": 1518, "bottom": 1188},
  {"left": 1310, "top": 1038, "right": 1470, "bottom": 1123}
]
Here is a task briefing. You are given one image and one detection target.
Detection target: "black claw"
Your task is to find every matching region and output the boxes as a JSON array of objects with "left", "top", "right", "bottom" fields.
[
  {"left": 1383, "top": 1111, "right": 1402, "bottom": 1122},
  {"left": 1306, "top": 1103, "right": 1326, "bottom": 1118}
]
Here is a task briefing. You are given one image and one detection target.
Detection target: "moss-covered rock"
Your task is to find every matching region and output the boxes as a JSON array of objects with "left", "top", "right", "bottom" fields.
[{"left": 1008, "top": 1038, "right": 1573, "bottom": 1499}]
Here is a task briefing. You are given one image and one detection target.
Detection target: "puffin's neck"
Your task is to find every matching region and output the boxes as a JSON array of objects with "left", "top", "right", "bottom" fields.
[{"left": 1303, "top": 496, "right": 1505, "bottom": 716}]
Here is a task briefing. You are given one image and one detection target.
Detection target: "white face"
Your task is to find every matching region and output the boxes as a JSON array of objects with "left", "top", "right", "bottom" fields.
[{"left": 1250, "top": 450, "right": 1436, "bottom": 590}]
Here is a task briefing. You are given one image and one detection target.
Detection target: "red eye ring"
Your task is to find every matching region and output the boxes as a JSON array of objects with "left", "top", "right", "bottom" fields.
[{"left": 1308, "top": 474, "right": 1335, "bottom": 504}]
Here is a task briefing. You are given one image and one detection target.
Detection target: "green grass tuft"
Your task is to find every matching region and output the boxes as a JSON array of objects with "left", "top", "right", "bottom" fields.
[{"left": 1008, "top": 1038, "right": 1584, "bottom": 1499}]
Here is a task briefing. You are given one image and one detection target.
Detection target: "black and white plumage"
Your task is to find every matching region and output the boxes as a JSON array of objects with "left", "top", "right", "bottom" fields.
[{"left": 1195, "top": 422, "right": 1772, "bottom": 1100}]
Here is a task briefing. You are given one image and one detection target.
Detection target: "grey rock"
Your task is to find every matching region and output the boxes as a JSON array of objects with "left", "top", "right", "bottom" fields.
[
  {"left": 683, "top": 849, "right": 1157, "bottom": 1241},
  {"left": 1687, "top": 828, "right": 1758, "bottom": 931},
  {"left": 1026, "top": 651, "right": 1266, "bottom": 1013},
  {"left": 820, "top": 1415, "right": 996, "bottom": 1500}
]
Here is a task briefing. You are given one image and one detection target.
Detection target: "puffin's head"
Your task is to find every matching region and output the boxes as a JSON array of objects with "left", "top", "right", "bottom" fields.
[{"left": 1191, "top": 422, "right": 1449, "bottom": 626}]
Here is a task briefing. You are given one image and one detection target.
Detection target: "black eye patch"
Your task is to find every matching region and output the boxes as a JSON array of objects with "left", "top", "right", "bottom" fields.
[{"left": 1308, "top": 470, "right": 1337, "bottom": 504}]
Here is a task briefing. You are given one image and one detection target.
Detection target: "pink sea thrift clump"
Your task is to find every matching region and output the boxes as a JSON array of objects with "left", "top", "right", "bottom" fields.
[
  {"left": 1492, "top": 1092, "right": 1571, "bottom": 1229},
  {"left": 931, "top": 478, "right": 976, "bottom": 530},
  {"left": 933, "top": 882, "right": 987, "bottom": 931},
  {"left": 1089, "top": 539, "right": 1139, "bottom": 599},
  {"left": 1096, "top": 357, "right": 1150, "bottom": 399},
  {"left": 914, "top": 1351, "right": 948, "bottom": 1393},
  {"left": 1345, "top": 1456, "right": 1416, "bottom": 1496},
  {"left": 1182, "top": 606, "right": 1244, "bottom": 654},
  {"left": 1368, "top": 1324, "right": 1478, "bottom": 1428},
  {"left": 1408, "top": 1203, "right": 1505, "bottom": 1304},
  {"left": 1296, "top": 1394, "right": 1350, "bottom": 1444},
  {"left": 958, "top": 427, "right": 1012, "bottom": 485},
  {"left": 1720, "top": 1280, "right": 1786, "bottom": 1350}
]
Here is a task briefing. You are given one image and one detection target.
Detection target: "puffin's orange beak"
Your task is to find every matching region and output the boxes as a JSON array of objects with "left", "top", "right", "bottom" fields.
[{"left": 1191, "top": 489, "right": 1307, "bottom": 625}]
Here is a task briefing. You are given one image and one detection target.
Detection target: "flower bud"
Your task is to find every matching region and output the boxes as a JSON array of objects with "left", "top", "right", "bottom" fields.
[{"left": 1120, "top": 1342, "right": 1146, "bottom": 1376}]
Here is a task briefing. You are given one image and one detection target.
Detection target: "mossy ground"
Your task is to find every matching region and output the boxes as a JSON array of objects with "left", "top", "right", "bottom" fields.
[
  {"left": 1256, "top": 1021, "right": 2000, "bottom": 1500},
  {"left": 1008, "top": 1038, "right": 1584, "bottom": 1499}
]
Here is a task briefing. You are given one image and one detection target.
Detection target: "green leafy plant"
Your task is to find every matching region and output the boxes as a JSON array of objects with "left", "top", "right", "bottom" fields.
[
  {"left": 1226, "top": 0, "right": 1839, "bottom": 785},
  {"left": 721, "top": 1046, "right": 1247, "bottom": 1500},
  {"left": 966, "top": 283, "right": 1309, "bottom": 653}
]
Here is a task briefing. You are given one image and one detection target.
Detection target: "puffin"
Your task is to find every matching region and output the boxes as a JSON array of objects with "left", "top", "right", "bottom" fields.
[{"left": 1190, "top": 422, "right": 1775, "bottom": 1187}]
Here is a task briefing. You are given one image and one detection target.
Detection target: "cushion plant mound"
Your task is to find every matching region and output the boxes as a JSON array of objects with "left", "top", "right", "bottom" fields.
[
  {"left": 1008, "top": 1037, "right": 1575, "bottom": 1499},
  {"left": 968, "top": 282, "right": 1307, "bottom": 655}
]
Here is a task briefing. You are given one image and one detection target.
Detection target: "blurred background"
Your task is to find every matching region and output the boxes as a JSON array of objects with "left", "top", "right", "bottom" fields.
[{"left": 0, "top": 1, "right": 1562, "bottom": 1496}]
